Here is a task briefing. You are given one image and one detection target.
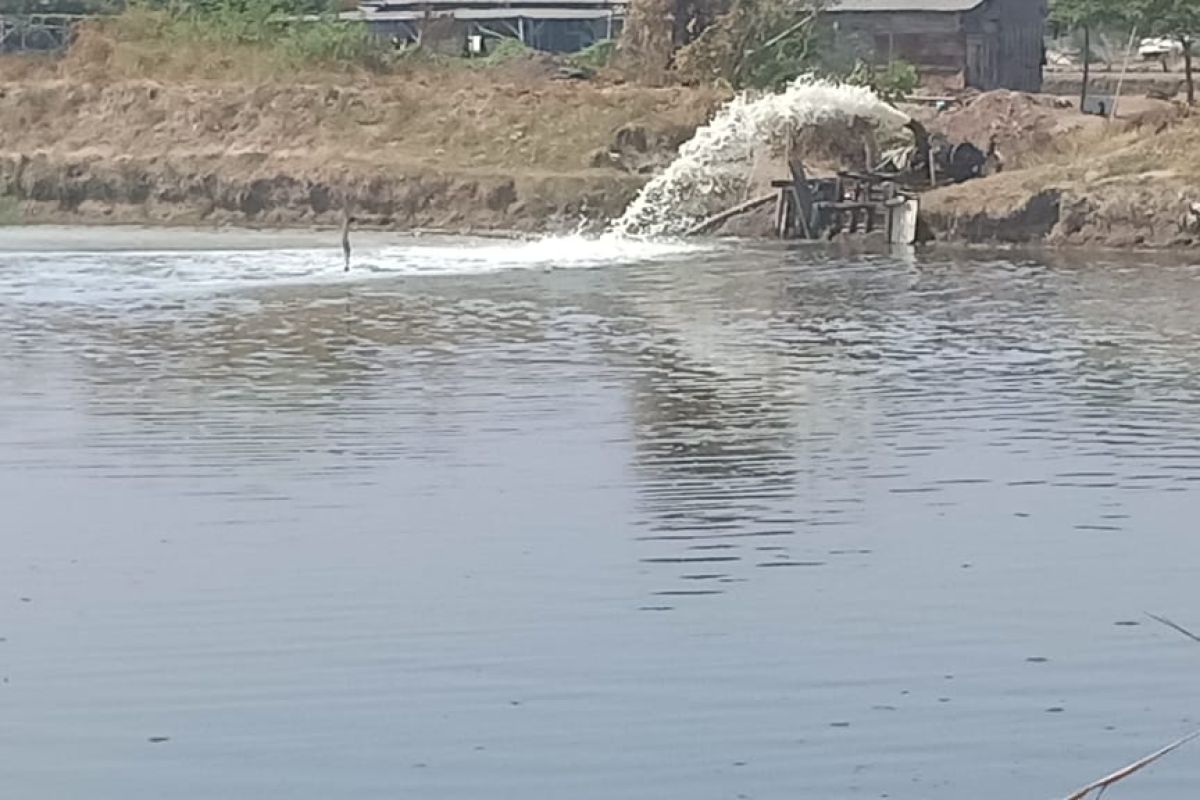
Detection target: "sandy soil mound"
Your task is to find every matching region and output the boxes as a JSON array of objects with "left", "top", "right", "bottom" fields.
[
  {"left": 912, "top": 90, "right": 1179, "bottom": 168},
  {"left": 907, "top": 90, "right": 1090, "bottom": 167},
  {"left": 923, "top": 111, "right": 1200, "bottom": 248}
]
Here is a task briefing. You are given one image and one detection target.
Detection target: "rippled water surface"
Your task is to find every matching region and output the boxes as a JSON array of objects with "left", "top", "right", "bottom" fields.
[{"left": 3, "top": 228, "right": 1200, "bottom": 799}]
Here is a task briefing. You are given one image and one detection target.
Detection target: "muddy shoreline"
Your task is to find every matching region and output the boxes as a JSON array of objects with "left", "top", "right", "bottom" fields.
[
  {"left": 0, "top": 77, "right": 1197, "bottom": 249},
  {"left": 3, "top": 155, "right": 1195, "bottom": 251},
  {"left": 0, "top": 152, "right": 641, "bottom": 233}
]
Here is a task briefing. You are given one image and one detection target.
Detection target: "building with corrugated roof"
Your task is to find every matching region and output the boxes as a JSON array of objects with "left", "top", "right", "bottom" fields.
[
  {"left": 342, "top": 0, "right": 625, "bottom": 54},
  {"left": 826, "top": 0, "right": 1046, "bottom": 91}
]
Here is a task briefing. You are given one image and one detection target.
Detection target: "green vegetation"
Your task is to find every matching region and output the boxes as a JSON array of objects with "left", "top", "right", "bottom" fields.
[
  {"left": 61, "top": 1, "right": 605, "bottom": 78},
  {"left": 569, "top": 38, "right": 616, "bottom": 71},
  {"left": 144, "top": 0, "right": 380, "bottom": 64},
  {"left": 1050, "top": 0, "right": 1197, "bottom": 105},
  {"left": 655, "top": 0, "right": 917, "bottom": 99},
  {"left": 846, "top": 59, "right": 919, "bottom": 103},
  {"left": 78, "top": 0, "right": 387, "bottom": 76},
  {"left": 476, "top": 36, "right": 532, "bottom": 65},
  {"left": 672, "top": 0, "right": 830, "bottom": 89},
  {"left": 1049, "top": 0, "right": 1125, "bottom": 108},
  {"left": 1132, "top": 0, "right": 1198, "bottom": 104}
]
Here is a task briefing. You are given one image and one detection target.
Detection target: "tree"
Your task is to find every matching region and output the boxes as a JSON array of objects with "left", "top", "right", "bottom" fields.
[
  {"left": 1132, "top": 0, "right": 1200, "bottom": 104},
  {"left": 672, "top": 0, "right": 830, "bottom": 88},
  {"left": 617, "top": 0, "right": 731, "bottom": 84},
  {"left": 619, "top": 0, "right": 830, "bottom": 88},
  {"left": 1049, "top": 0, "right": 1128, "bottom": 110}
]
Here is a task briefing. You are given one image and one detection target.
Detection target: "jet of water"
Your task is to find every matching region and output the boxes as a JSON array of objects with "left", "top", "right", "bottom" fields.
[{"left": 609, "top": 76, "right": 911, "bottom": 238}]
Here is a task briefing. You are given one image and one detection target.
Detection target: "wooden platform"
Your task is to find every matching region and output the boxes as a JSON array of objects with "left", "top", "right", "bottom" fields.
[{"left": 769, "top": 172, "right": 918, "bottom": 245}]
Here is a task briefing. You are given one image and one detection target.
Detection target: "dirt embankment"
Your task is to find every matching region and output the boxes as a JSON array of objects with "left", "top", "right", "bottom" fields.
[
  {"left": 0, "top": 54, "right": 724, "bottom": 230},
  {"left": 919, "top": 91, "right": 1200, "bottom": 248},
  {"left": 4, "top": 32, "right": 1200, "bottom": 250}
]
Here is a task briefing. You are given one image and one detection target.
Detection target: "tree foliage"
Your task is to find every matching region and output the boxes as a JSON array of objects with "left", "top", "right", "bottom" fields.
[
  {"left": 1130, "top": 0, "right": 1200, "bottom": 37},
  {"left": 1050, "top": 0, "right": 1198, "bottom": 105},
  {"left": 672, "top": 0, "right": 833, "bottom": 89},
  {"left": 1048, "top": 0, "right": 1125, "bottom": 29},
  {"left": 846, "top": 59, "right": 919, "bottom": 103},
  {"left": 1130, "top": 0, "right": 1199, "bottom": 104},
  {"left": 101, "top": 0, "right": 382, "bottom": 67}
]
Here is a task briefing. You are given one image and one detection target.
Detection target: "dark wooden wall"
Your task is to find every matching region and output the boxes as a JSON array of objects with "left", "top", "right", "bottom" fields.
[
  {"left": 829, "top": 0, "right": 1045, "bottom": 92},
  {"left": 994, "top": 0, "right": 1045, "bottom": 91}
]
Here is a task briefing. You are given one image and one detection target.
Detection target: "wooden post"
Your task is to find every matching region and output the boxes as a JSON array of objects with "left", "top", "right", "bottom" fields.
[
  {"left": 1184, "top": 36, "right": 1195, "bottom": 106},
  {"left": 1081, "top": 25, "right": 1091, "bottom": 112},
  {"left": 786, "top": 134, "right": 814, "bottom": 239},
  {"left": 1110, "top": 25, "right": 1138, "bottom": 119},
  {"left": 887, "top": 196, "right": 919, "bottom": 246},
  {"left": 774, "top": 188, "right": 790, "bottom": 238}
]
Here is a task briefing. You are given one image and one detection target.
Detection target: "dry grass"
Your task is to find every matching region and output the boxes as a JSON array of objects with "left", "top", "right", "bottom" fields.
[
  {"left": 0, "top": 76, "right": 721, "bottom": 175},
  {"left": 0, "top": 81, "right": 721, "bottom": 183},
  {"left": 927, "top": 108, "right": 1200, "bottom": 217},
  {"left": 0, "top": 10, "right": 726, "bottom": 177}
]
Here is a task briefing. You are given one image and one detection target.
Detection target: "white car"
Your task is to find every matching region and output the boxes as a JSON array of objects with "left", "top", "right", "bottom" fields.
[{"left": 1138, "top": 37, "right": 1183, "bottom": 59}]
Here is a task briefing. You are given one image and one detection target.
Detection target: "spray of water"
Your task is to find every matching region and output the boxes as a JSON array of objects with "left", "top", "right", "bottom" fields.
[{"left": 609, "top": 76, "right": 911, "bottom": 238}]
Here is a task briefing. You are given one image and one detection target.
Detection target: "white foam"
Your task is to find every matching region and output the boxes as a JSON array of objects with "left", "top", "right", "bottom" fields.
[
  {"left": 610, "top": 76, "right": 911, "bottom": 237},
  {"left": 0, "top": 232, "right": 713, "bottom": 306},
  {"left": 368, "top": 233, "right": 711, "bottom": 274}
]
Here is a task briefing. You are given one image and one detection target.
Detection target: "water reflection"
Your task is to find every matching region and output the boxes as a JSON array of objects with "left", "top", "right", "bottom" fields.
[{"left": 3, "top": 239, "right": 1200, "bottom": 800}]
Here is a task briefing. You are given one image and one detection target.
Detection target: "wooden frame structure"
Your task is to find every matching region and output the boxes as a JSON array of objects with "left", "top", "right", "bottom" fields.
[{"left": 771, "top": 171, "right": 920, "bottom": 245}]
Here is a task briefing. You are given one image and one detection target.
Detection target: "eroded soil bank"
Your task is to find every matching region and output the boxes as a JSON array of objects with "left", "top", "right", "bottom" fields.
[
  {"left": 1, "top": 59, "right": 1198, "bottom": 248},
  {"left": 921, "top": 97, "right": 1200, "bottom": 249},
  {"left": 0, "top": 72, "right": 722, "bottom": 232}
]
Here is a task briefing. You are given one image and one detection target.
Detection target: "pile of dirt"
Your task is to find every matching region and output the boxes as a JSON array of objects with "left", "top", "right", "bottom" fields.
[
  {"left": 912, "top": 90, "right": 1087, "bottom": 166},
  {"left": 911, "top": 89, "right": 1185, "bottom": 170},
  {"left": 922, "top": 110, "right": 1200, "bottom": 248}
]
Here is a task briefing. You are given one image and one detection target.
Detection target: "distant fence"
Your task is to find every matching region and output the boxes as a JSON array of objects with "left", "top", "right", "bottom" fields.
[{"left": 0, "top": 14, "right": 82, "bottom": 52}]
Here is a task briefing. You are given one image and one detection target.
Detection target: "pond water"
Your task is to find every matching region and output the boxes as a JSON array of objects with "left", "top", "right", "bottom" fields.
[{"left": 2, "top": 228, "right": 1199, "bottom": 800}]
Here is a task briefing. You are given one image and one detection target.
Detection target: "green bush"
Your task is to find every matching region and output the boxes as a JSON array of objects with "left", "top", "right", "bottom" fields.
[
  {"left": 846, "top": 59, "right": 919, "bottom": 103},
  {"left": 279, "top": 17, "right": 376, "bottom": 63},
  {"left": 111, "top": 0, "right": 384, "bottom": 68},
  {"left": 569, "top": 38, "right": 616, "bottom": 70},
  {"left": 478, "top": 36, "right": 532, "bottom": 65}
]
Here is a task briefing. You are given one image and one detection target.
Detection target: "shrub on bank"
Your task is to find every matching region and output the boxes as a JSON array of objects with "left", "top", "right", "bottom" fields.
[{"left": 78, "top": 0, "right": 388, "bottom": 76}]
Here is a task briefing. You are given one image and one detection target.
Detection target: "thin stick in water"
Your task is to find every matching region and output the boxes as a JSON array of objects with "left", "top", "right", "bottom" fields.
[
  {"left": 684, "top": 193, "right": 775, "bottom": 236},
  {"left": 1145, "top": 612, "right": 1200, "bottom": 643},
  {"left": 1062, "top": 729, "right": 1200, "bottom": 800}
]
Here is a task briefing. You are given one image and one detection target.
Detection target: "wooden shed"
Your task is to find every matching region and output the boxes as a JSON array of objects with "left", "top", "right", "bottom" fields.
[{"left": 827, "top": 0, "right": 1046, "bottom": 92}]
